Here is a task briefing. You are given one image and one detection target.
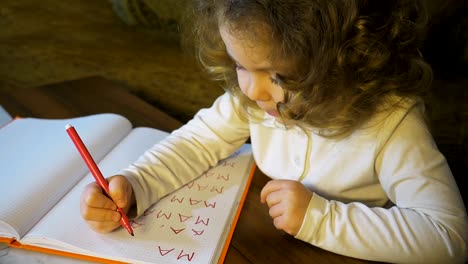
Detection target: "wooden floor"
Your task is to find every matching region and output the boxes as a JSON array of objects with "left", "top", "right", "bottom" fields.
[{"left": 1, "top": 0, "right": 467, "bottom": 202}]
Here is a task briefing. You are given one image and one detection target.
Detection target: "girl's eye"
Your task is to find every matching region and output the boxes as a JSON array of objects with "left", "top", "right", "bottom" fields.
[
  {"left": 270, "top": 74, "right": 286, "bottom": 86},
  {"left": 235, "top": 65, "right": 245, "bottom": 71}
]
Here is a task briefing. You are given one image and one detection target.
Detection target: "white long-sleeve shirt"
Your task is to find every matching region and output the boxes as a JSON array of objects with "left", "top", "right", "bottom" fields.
[{"left": 120, "top": 92, "right": 468, "bottom": 263}]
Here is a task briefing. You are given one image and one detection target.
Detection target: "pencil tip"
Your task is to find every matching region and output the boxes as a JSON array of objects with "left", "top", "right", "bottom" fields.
[{"left": 131, "top": 232, "right": 135, "bottom": 237}]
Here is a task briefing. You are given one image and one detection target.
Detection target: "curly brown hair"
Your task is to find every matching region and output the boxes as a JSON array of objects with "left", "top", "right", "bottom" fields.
[{"left": 183, "top": 0, "right": 433, "bottom": 137}]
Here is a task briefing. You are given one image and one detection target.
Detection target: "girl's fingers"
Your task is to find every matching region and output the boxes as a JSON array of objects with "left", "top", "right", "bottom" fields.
[
  {"left": 268, "top": 203, "right": 284, "bottom": 218},
  {"left": 108, "top": 176, "right": 131, "bottom": 209},
  {"left": 80, "top": 204, "right": 121, "bottom": 222},
  {"left": 81, "top": 183, "right": 117, "bottom": 210},
  {"left": 264, "top": 189, "right": 283, "bottom": 207},
  {"left": 260, "top": 180, "right": 284, "bottom": 203}
]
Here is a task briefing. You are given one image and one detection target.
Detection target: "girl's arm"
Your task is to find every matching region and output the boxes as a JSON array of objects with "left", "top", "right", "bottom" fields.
[
  {"left": 119, "top": 92, "right": 251, "bottom": 216},
  {"left": 296, "top": 104, "right": 468, "bottom": 263}
]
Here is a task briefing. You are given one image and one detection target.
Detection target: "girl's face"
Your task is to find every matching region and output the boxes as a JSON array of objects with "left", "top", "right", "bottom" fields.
[{"left": 220, "top": 25, "right": 288, "bottom": 117}]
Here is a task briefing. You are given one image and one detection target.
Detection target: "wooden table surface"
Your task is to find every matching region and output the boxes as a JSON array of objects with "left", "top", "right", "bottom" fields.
[{"left": 0, "top": 76, "right": 377, "bottom": 264}]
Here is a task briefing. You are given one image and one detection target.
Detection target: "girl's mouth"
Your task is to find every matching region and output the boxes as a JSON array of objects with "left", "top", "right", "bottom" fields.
[{"left": 267, "top": 110, "right": 279, "bottom": 117}]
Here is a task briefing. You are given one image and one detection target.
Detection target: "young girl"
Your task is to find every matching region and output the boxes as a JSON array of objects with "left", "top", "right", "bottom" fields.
[{"left": 80, "top": 0, "right": 468, "bottom": 262}]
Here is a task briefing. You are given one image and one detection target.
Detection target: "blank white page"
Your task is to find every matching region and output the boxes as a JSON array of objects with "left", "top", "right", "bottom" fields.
[{"left": 0, "top": 114, "right": 132, "bottom": 239}]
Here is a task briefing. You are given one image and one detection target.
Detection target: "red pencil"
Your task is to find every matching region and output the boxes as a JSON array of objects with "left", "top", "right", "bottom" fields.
[{"left": 65, "top": 124, "right": 134, "bottom": 237}]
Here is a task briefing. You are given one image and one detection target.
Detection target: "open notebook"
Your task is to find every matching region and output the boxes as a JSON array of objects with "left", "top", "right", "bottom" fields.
[{"left": 0, "top": 113, "right": 255, "bottom": 264}]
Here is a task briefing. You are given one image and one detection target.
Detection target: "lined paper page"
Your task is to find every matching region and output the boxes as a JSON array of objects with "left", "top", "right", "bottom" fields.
[
  {"left": 0, "top": 114, "right": 132, "bottom": 239},
  {"left": 24, "top": 127, "right": 253, "bottom": 264}
]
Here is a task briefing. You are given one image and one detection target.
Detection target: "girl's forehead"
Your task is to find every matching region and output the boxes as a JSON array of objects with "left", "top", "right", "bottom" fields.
[
  {"left": 219, "top": 24, "right": 294, "bottom": 73},
  {"left": 220, "top": 26, "right": 270, "bottom": 60}
]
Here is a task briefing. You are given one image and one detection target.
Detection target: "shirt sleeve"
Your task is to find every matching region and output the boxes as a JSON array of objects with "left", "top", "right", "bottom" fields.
[
  {"left": 119, "top": 92, "right": 251, "bottom": 216},
  {"left": 295, "top": 104, "right": 468, "bottom": 263}
]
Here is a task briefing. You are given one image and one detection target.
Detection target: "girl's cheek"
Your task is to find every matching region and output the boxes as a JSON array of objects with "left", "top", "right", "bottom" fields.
[
  {"left": 237, "top": 71, "right": 250, "bottom": 95},
  {"left": 273, "top": 86, "right": 285, "bottom": 103}
]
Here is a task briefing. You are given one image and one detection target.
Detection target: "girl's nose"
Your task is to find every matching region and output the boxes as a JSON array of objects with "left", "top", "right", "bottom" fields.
[{"left": 247, "top": 77, "right": 271, "bottom": 101}]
